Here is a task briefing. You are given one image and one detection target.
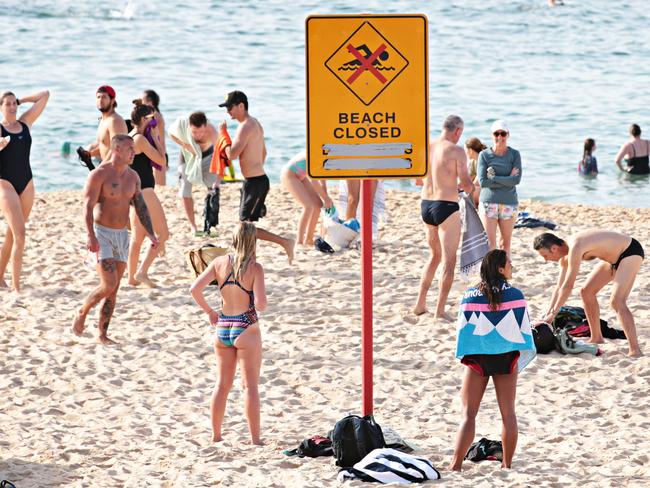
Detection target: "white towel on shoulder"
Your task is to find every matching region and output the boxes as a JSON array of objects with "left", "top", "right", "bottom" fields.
[{"left": 168, "top": 116, "right": 204, "bottom": 186}]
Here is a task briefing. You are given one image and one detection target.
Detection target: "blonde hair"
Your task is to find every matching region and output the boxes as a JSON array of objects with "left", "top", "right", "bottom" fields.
[{"left": 232, "top": 222, "right": 257, "bottom": 282}]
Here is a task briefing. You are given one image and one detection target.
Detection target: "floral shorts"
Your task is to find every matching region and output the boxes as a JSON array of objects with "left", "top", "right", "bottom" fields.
[{"left": 481, "top": 202, "right": 518, "bottom": 220}]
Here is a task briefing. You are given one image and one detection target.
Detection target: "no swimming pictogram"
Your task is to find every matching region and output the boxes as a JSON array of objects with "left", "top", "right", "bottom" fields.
[
  {"left": 307, "top": 14, "right": 428, "bottom": 179},
  {"left": 325, "top": 21, "right": 409, "bottom": 106}
]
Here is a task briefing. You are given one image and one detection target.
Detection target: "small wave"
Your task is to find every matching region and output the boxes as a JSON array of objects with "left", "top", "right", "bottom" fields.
[{"left": 109, "top": 0, "right": 137, "bottom": 20}]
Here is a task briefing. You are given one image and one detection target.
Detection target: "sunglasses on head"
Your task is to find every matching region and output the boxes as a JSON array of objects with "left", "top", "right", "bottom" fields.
[{"left": 493, "top": 131, "right": 508, "bottom": 137}]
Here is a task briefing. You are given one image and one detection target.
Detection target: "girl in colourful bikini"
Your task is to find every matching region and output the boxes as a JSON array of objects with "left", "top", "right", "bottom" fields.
[{"left": 190, "top": 222, "right": 267, "bottom": 445}]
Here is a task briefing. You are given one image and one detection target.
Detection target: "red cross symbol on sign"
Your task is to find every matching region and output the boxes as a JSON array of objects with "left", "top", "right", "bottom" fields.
[{"left": 346, "top": 43, "right": 388, "bottom": 85}]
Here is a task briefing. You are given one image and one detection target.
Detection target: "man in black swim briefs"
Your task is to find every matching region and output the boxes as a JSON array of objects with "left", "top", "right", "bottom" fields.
[
  {"left": 218, "top": 91, "right": 295, "bottom": 263},
  {"left": 534, "top": 230, "right": 645, "bottom": 357},
  {"left": 413, "top": 115, "right": 474, "bottom": 319}
]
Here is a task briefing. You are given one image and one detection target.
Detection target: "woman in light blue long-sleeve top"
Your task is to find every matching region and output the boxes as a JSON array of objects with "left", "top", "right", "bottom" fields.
[{"left": 477, "top": 120, "right": 522, "bottom": 258}]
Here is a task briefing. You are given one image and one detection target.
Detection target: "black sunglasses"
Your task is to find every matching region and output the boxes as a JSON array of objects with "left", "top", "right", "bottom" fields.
[{"left": 493, "top": 131, "right": 508, "bottom": 137}]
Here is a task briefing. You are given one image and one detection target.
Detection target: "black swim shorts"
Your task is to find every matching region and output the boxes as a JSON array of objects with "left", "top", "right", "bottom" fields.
[
  {"left": 240, "top": 174, "right": 269, "bottom": 222},
  {"left": 421, "top": 200, "right": 459, "bottom": 226},
  {"left": 461, "top": 351, "right": 520, "bottom": 377}
]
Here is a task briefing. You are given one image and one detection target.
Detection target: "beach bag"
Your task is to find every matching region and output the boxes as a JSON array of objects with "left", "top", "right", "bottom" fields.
[
  {"left": 185, "top": 244, "right": 228, "bottom": 285},
  {"left": 532, "top": 322, "right": 556, "bottom": 354},
  {"left": 553, "top": 329, "right": 601, "bottom": 356},
  {"left": 465, "top": 438, "right": 503, "bottom": 462},
  {"left": 330, "top": 415, "right": 385, "bottom": 468},
  {"left": 323, "top": 218, "right": 358, "bottom": 251},
  {"left": 337, "top": 448, "right": 441, "bottom": 483}
]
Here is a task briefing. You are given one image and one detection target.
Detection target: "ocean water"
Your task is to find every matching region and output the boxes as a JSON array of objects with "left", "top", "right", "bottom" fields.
[{"left": 2, "top": 0, "right": 649, "bottom": 207}]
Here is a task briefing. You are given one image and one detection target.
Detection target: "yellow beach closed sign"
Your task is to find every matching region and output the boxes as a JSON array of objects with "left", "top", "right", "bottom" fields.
[{"left": 306, "top": 14, "right": 429, "bottom": 179}]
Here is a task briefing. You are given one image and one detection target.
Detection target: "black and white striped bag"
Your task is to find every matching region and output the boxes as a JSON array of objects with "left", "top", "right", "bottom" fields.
[{"left": 337, "top": 448, "right": 441, "bottom": 484}]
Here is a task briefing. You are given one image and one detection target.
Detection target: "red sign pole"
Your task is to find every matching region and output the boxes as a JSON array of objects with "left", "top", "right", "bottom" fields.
[{"left": 361, "top": 179, "right": 373, "bottom": 416}]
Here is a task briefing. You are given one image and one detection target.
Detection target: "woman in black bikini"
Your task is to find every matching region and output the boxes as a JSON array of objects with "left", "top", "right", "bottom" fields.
[
  {"left": 0, "top": 90, "right": 49, "bottom": 291},
  {"left": 614, "top": 124, "right": 650, "bottom": 175},
  {"left": 141, "top": 89, "right": 168, "bottom": 186},
  {"left": 126, "top": 101, "right": 169, "bottom": 288}
]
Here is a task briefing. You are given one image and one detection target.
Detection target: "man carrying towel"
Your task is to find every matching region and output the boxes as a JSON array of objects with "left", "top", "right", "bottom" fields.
[
  {"left": 72, "top": 134, "right": 158, "bottom": 345},
  {"left": 413, "top": 115, "right": 474, "bottom": 320},
  {"left": 83, "top": 85, "right": 128, "bottom": 161},
  {"left": 218, "top": 91, "right": 295, "bottom": 263},
  {"left": 169, "top": 111, "right": 220, "bottom": 235},
  {"left": 534, "top": 230, "right": 644, "bottom": 357}
]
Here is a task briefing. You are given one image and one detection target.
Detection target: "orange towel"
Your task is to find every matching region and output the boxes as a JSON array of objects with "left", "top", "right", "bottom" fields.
[{"left": 210, "top": 127, "right": 232, "bottom": 176}]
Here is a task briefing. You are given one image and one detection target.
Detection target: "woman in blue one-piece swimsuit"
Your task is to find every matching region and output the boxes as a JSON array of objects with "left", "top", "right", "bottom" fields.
[
  {"left": 0, "top": 89, "right": 49, "bottom": 292},
  {"left": 190, "top": 222, "right": 267, "bottom": 445}
]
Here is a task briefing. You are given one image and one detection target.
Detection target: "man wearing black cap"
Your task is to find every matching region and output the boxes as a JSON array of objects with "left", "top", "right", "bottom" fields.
[
  {"left": 83, "top": 85, "right": 128, "bottom": 161},
  {"left": 218, "top": 91, "right": 295, "bottom": 263}
]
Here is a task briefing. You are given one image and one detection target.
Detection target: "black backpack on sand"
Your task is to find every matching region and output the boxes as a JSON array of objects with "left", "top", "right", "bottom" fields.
[{"left": 330, "top": 415, "right": 386, "bottom": 468}]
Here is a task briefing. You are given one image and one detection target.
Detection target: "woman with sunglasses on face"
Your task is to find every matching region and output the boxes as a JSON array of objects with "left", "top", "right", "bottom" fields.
[
  {"left": 141, "top": 89, "right": 168, "bottom": 186},
  {"left": 126, "top": 100, "right": 169, "bottom": 287},
  {"left": 477, "top": 120, "right": 522, "bottom": 258}
]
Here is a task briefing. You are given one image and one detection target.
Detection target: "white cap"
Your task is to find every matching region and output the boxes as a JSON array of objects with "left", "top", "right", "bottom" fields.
[{"left": 491, "top": 119, "right": 509, "bottom": 134}]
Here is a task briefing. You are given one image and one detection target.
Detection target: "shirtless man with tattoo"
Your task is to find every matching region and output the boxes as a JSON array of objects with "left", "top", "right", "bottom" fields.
[
  {"left": 82, "top": 85, "right": 128, "bottom": 162},
  {"left": 72, "top": 134, "right": 158, "bottom": 344}
]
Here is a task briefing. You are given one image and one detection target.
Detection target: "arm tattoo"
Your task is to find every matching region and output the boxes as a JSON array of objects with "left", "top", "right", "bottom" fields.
[{"left": 132, "top": 192, "right": 155, "bottom": 236}]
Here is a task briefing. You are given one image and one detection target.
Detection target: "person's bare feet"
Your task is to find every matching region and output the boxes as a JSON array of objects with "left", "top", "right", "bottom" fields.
[
  {"left": 212, "top": 434, "right": 223, "bottom": 443},
  {"left": 98, "top": 335, "right": 117, "bottom": 345},
  {"left": 284, "top": 238, "right": 296, "bottom": 265},
  {"left": 128, "top": 277, "right": 141, "bottom": 286},
  {"left": 72, "top": 310, "right": 87, "bottom": 337},
  {"left": 251, "top": 438, "right": 263, "bottom": 446},
  {"left": 628, "top": 348, "right": 643, "bottom": 358},
  {"left": 134, "top": 272, "right": 157, "bottom": 288},
  {"left": 586, "top": 337, "right": 605, "bottom": 344},
  {"left": 412, "top": 306, "right": 427, "bottom": 316},
  {"left": 434, "top": 311, "right": 454, "bottom": 322}
]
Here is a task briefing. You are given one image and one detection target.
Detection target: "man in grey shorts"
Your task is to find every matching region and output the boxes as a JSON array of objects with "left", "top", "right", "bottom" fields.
[
  {"left": 170, "top": 111, "right": 220, "bottom": 235},
  {"left": 72, "top": 134, "right": 158, "bottom": 345}
]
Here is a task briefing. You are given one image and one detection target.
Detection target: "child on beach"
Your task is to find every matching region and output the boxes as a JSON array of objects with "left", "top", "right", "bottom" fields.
[
  {"left": 449, "top": 250, "right": 536, "bottom": 471},
  {"left": 190, "top": 222, "right": 267, "bottom": 445},
  {"left": 578, "top": 138, "right": 598, "bottom": 175}
]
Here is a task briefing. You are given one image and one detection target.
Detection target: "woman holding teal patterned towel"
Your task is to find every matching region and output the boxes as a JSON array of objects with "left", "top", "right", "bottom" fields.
[{"left": 449, "top": 249, "right": 536, "bottom": 471}]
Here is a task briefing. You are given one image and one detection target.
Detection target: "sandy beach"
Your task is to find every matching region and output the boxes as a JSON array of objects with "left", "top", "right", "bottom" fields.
[{"left": 0, "top": 182, "right": 648, "bottom": 487}]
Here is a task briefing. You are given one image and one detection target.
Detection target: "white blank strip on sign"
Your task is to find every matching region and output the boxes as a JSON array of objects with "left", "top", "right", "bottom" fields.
[
  {"left": 322, "top": 143, "right": 412, "bottom": 157},
  {"left": 324, "top": 158, "right": 412, "bottom": 170}
]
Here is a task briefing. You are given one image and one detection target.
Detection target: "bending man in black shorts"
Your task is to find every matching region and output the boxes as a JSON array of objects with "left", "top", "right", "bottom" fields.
[
  {"left": 218, "top": 91, "right": 294, "bottom": 263},
  {"left": 534, "top": 230, "right": 645, "bottom": 357}
]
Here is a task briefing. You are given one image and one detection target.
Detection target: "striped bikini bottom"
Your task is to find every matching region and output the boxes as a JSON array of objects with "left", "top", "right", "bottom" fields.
[{"left": 217, "top": 308, "right": 258, "bottom": 347}]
